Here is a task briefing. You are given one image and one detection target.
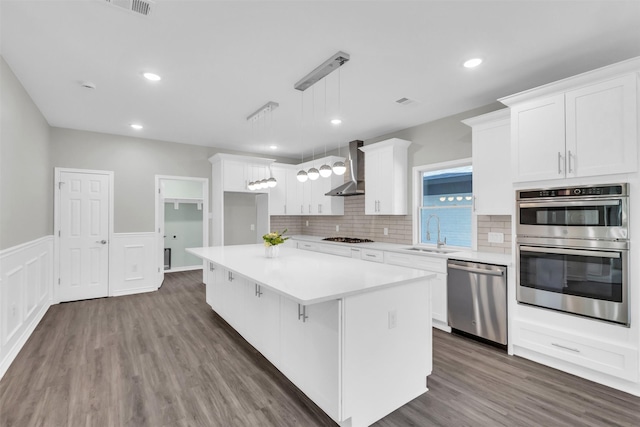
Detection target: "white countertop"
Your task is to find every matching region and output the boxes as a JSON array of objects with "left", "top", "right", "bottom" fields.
[
  {"left": 187, "top": 244, "right": 434, "bottom": 305},
  {"left": 291, "top": 235, "right": 513, "bottom": 266}
]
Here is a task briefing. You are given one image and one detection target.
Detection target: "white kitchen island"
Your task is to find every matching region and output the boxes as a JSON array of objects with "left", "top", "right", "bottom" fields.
[{"left": 187, "top": 244, "right": 435, "bottom": 427}]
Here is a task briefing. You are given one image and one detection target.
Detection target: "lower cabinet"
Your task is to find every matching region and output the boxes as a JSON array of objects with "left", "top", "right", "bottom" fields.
[
  {"left": 279, "top": 298, "right": 340, "bottom": 420},
  {"left": 245, "top": 283, "right": 281, "bottom": 364},
  {"left": 513, "top": 319, "right": 639, "bottom": 382},
  {"left": 383, "top": 251, "right": 448, "bottom": 330}
]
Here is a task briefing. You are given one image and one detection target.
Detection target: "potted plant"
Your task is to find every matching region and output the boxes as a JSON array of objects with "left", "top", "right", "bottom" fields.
[{"left": 262, "top": 229, "right": 289, "bottom": 258}]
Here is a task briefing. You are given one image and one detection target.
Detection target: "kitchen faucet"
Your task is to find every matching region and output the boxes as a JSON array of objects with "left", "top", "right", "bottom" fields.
[{"left": 426, "top": 214, "right": 446, "bottom": 248}]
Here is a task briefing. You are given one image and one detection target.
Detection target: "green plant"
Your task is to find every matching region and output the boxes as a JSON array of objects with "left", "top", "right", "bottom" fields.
[{"left": 262, "top": 229, "right": 289, "bottom": 246}]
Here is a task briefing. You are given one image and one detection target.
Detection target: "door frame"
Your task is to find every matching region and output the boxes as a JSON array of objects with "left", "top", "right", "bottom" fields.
[
  {"left": 53, "top": 167, "right": 114, "bottom": 304},
  {"left": 155, "top": 175, "right": 209, "bottom": 287}
]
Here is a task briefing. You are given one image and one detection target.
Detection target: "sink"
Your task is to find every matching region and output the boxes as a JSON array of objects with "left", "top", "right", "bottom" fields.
[{"left": 404, "top": 247, "right": 459, "bottom": 255}]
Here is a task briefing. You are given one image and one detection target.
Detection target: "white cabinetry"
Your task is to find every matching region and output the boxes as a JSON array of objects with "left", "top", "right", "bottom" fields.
[
  {"left": 462, "top": 109, "right": 512, "bottom": 215},
  {"left": 269, "top": 164, "right": 293, "bottom": 215},
  {"left": 384, "top": 251, "right": 448, "bottom": 331},
  {"left": 222, "top": 159, "right": 271, "bottom": 192},
  {"left": 280, "top": 298, "right": 340, "bottom": 419},
  {"left": 360, "top": 138, "right": 411, "bottom": 215},
  {"left": 502, "top": 69, "right": 638, "bottom": 182}
]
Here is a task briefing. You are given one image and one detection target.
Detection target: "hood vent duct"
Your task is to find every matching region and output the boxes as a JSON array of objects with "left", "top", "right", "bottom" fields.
[
  {"left": 105, "top": 0, "right": 154, "bottom": 17},
  {"left": 325, "top": 140, "right": 365, "bottom": 197}
]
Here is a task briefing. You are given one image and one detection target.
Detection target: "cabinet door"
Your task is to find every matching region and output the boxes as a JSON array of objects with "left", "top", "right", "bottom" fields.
[
  {"left": 223, "top": 161, "right": 248, "bottom": 192},
  {"left": 205, "top": 262, "right": 215, "bottom": 308},
  {"left": 311, "top": 176, "right": 331, "bottom": 215},
  {"left": 285, "top": 168, "right": 301, "bottom": 216},
  {"left": 511, "top": 94, "right": 566, "bottom": 182},
  {"left": 269, "top": 166, "right": 287, "bottom": 215},
  {"left": 566, "top": 74, "right": 638, "bottom": 177},
  {"left": 250, "top": 284, "right": 281, "bottom": 364},
  {"left": 472, "top": 120, "right": 512, "bottom": 215},
  {"left": 280, "top": 298, "right": 340, "bottom": 420},
  {"left": 375, "top": 146, "right": 397, "bottom": 214},
  {"left": 363, "top": 149, "right": 380, "bottom": 214}
]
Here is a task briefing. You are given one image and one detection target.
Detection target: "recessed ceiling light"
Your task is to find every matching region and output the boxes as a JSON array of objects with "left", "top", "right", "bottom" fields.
[
  {"left": 330, "top": 118, "right": 342, "bottom": 125},
  {"left": 130, "top": 124, "right": 143, "bottom": 130},
  {"left": 269, "top": 145, "right": 278, "bottom": 150},
  {"left": 463, "top": 58, "right": 483, "bottom": 68},
  {"left": 143, "top": 72, "right": 161, "bottom": 81}
]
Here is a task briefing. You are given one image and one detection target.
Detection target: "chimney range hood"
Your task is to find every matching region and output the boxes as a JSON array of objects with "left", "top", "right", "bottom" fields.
[{"left": 325, "top": 140, "right": 365, "bottom": 197}]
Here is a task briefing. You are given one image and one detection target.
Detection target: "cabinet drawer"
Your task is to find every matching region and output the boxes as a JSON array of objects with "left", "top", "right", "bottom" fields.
[
  {"left": 384, "top": 251, "right": 447, "bottom": 273},
  {"left": 360, "top": 249, "right": 384, "bottom": 263},
  {"left": 298, "top": 242, "right": 319, "bottom": 252},
  {"left": 321, "top": 245, "right": 353, "bottom": 258},
  {"left": 514, "top": 320, "right": 638, "bottom": 381}
]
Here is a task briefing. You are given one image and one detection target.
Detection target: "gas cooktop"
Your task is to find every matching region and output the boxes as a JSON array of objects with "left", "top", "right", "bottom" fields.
[{"left": 322, "top": 237, "right": 374, "bottom": 244}]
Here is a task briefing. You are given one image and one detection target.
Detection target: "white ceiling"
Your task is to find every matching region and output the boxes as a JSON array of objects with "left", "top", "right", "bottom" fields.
[{"left": 2, "top": 0, "right": 639, "bottom": 159}]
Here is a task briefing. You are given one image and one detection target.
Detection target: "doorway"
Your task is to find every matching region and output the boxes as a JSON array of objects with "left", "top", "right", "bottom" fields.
[
  {"left": 155, "top": 176, "right": 209, "bottom": 287},
  {"left": 54, "top": 168, "right": 114, "bottom": 302}
]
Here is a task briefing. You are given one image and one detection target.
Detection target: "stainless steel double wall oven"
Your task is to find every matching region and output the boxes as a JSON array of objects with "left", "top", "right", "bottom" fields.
[{"left": 516, "top": 184, "right": 629, "bottom": 325}]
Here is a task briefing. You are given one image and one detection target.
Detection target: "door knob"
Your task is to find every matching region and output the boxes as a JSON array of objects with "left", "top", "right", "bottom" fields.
[{"left": 96, "top": 240, "right": 107, "bottom": 244}]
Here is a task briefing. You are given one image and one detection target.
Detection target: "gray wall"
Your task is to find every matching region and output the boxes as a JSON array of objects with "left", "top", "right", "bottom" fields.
[
  {"left": 0, "top": 57, "right": 52, "bottom": 250},
  {"left": 223, "top": 192, "right": 258, "bottom": 245}
]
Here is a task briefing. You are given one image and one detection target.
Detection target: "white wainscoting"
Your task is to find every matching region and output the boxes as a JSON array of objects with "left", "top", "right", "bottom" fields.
[
  {"left": 0, "top": 236, "right": 53, "bottom": 380},
  {"left": 110, "top": 232, "right": 158, "bottom": 297}
]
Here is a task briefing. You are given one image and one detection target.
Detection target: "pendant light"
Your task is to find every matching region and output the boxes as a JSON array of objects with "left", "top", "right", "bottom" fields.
[
  {"left": 331, "top": 69, "right": 346, "bottom": 175},
  {"left": 318, "top": 79, "right": 333, "bottom": 178},
  {"left": 296, "top": 91, "right": 309, "bottom": 182},
  {"left": 307, "top": 86, "right": 320, "bottom": 181},
  {"left": 246, "top": 101, "right": 279, "bottom": 190},
  {"left": 332, "top": 143, "right": 346, "bottom": 175}
]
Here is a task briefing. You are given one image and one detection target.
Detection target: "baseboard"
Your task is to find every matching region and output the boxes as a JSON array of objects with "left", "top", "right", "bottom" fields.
[
  {"left": 165, "top": 265, "right": 203, "bottom": 273},
  {"left": 0, "top": 301, "right": 49, "bottom": 379},
  {"left": 110, "top": 285, "right": 158, "bottom": 297}
]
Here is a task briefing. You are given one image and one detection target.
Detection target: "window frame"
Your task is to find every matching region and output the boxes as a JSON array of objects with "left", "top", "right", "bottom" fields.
[{"left": 411, "top": 158, "right": 476, "bottom": 250}]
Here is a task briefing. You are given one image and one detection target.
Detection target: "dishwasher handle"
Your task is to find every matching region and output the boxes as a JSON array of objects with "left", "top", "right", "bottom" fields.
[{"left": 447, "top": 263, "right": 505, "bottom": 277}]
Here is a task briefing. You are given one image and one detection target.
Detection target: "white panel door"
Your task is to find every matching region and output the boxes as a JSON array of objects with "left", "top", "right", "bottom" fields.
[{"left": 59, "top": 172, "right": 110, "bottom": 302}]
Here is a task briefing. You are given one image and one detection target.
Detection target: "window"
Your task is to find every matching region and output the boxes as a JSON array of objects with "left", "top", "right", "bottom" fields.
[{"left": 416, "top": 161, "right": 472, "bottom": 248}]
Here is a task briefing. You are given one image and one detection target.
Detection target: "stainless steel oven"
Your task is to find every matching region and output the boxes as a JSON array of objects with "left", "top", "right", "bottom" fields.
[{"left": 516, "top": 184, "right": 630, "bottom": 325}]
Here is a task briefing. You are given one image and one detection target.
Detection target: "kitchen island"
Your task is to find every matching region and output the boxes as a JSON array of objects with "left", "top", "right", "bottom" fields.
[{"left": 187, "top": 244, "right": 435, "bottom": 427}]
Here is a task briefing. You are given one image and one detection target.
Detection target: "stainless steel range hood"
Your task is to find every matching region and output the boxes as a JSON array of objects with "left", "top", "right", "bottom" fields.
[{"left": 325, "top": 140, "right": 365, "bottom": 197}]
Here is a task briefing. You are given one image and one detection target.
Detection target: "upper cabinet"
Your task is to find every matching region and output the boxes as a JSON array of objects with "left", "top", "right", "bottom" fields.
[
  {"left": 462, "top": 109, "right": 512, "bottom": 215},
  {"left": 214, "top": 154, "right": 273, "bottom": 193},
  {"left": 360, "top": 138, "right": 411, "bottom": 215},
  {"left": 501, "top": 59, "right": 639, "bottom": 183}
]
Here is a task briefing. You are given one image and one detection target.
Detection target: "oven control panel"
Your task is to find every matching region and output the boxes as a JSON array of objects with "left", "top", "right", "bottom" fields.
[{"left": 518, "top": 184, "right": 627, "bottom": 199}]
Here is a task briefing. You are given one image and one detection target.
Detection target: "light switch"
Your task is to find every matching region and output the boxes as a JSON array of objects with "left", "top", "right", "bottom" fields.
[
  {"left": 383, "top": 227, "right": 388, "bottom": 236},
  {"left": 388, "top": 310, "right": 397, "bottom": 329},
  {"left": 250, "top": 224, "right": 255, "bottom": 231},
  {"left": 336, "top": 225, "right": 340, "bottom": 232}
]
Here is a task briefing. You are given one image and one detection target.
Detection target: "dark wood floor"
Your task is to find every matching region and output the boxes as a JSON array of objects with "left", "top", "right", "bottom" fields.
[{"left": 1, "top": 271, "right": 639, "bottom": 427}]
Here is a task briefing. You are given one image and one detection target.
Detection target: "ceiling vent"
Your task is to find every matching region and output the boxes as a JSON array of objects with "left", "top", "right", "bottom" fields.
[
  {"left": 395, "top": 97, "right": 416, "bottom": 106},
  {"left": 104, "top": 0, "right": 154, "bottom": 17}
]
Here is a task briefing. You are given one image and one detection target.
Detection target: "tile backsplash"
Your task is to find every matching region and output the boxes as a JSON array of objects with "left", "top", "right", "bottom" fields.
[
  {"left": 476, "top": 215, "right": 512, "bottom": 254},
  {"left": 271, "top": 196, "right": 413, "bottom": 244},
  {"left": 272, "top": 207, "right": 512, "bottom": 253}
]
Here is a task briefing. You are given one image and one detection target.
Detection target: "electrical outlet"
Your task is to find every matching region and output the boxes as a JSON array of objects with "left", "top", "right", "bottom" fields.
[
  {"left": 250, "top": 224, "right": 255, "bottom": 231},
  {"left": 383, "top": 227, "right": 388, "bottom": 236},
  {"left": 336, "top": 225, "right": 340, "bottom": 232},
  {"left": 306, "top": 220, "right": 309, "bottom": 227},
  {"left": 388, "top": 310, "right": 397, "bottom": 329},
  {"left": 488, "top": 232, "right": 504, "bottom": 243}
]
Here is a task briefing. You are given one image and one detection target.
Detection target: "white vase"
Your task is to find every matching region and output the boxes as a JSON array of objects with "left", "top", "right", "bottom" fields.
[{"left": 265, "top": 245, "right": 280, "bottom": 258}]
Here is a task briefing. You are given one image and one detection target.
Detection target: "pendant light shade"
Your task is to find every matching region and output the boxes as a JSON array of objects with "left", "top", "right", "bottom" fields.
[
  {"left": 332, "top": 160, "right": 346, "bottom": 176},
  {"left": 260, "top": 179, "right": 269, "bottom": 189},
  {"left": 267, "top": 177, "right": 277, "bottom": 188},
  {"left": 307, "top": 167, "right": 320, "bottom": 181},
  {"left": 319, "top": 164, "right": 333, "bottom": 178},
  {"left": 297, "top": 170, "right": 308, "bottom": 182}
]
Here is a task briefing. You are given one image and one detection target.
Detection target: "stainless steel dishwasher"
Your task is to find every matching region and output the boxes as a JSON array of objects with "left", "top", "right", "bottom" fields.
[{"left": 447, "top": 259, "right": 507, "bottom": 346}]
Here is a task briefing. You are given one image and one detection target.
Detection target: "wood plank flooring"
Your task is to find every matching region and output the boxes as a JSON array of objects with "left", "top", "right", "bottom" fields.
[{"left": 1, "top": 270, "right": 639, "bottom": 426}]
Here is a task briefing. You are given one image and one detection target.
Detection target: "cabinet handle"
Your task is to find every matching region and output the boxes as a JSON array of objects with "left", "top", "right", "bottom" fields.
[
  {"left": 209, "top": 262, "right": 215, "bottom": 272},
  {"left": 228, "top": 271, "right": 234, "bottom": 282},
  {"left": 473, "top": 196, "right": 476, "bottom": 212},
  {"left": 298, "top": 304, "right": 308, "bottom": 322},
  {"left": 318, "top": 204, "right": 322, "bottom": 214},
  {"left": 568, "top": 150, "right": 574, "bottom": 174},
  {"left": 309, "top": 204, "right": 311, "bottom": 213},
  {"left": 284, "top": 205, "right": 287, "bottom": 215},
  {"left": 365, "top": 253, "right": 377, "bottom": 258},
  {"left": 301, "top": 205, "right": 303, "bottom": 214},
  {"left": 557, "top": 152, "right": 564, "bottom": 175},
  {"left": 255, "top": 283, "right": 263, "bottom": 297},
  {"left": 551, "top": 342, "right": 580, "bottom": 353}
]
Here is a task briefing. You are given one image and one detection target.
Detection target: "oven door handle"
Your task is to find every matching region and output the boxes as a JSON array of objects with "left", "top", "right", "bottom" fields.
[
  {"left": 519, "top": 245, "right": 621, "bottom": 259},
  {"left": 518, "top": 200, "right": 620, "bottom": 208}
]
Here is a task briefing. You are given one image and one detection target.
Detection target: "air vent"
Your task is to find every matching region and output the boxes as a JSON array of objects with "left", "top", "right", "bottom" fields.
[
  {"left": 104, "top": 0, "right": 154, "bottom": 17},
  {"left": 395, "top": 97, "right": 416, "bottom": 106}
]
